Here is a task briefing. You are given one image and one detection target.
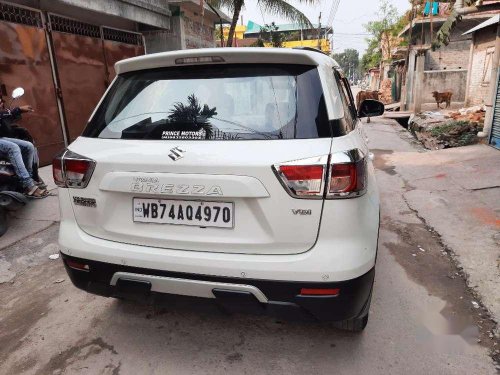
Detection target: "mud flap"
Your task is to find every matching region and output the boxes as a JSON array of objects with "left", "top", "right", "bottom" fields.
[{"left": 0, "top": 208, "right": 8, "bottom": 237}]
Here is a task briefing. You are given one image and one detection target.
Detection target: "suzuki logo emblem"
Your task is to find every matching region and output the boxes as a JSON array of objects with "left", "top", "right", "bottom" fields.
[{"left": 169, "top": 147, "right": 185, "bottom": 161}]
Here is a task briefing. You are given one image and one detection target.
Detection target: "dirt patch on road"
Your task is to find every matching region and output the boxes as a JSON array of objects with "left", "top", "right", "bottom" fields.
[
  {"left": 35, "top": 337, "right": 120, "bottom": 375},
  {"left": 371, "top": 149, "right": 397, "bottom": 176},
  {"left": 0, "top": 262, "right": 61, "bottom": 367},
  {"left": 382, "top": 215, "right": 499, "bottom": 365}
]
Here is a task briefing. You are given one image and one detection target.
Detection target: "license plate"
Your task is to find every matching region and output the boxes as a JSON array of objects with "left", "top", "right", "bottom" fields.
[{"left": 133, "top": 198, "right": 234, "bottom": 228}]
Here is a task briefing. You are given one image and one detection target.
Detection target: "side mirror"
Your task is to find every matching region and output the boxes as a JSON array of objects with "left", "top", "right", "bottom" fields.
[
  {"left": 358, "top": 99, "right": 384, "bottom": 118},
  {"left": 12, "top": 87, "right": 24, "bottom": 99}
]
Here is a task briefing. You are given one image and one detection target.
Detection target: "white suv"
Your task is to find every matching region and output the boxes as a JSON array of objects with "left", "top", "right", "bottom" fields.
[{"left": 54, "top": 48, "right": 382, "bottom": 331}]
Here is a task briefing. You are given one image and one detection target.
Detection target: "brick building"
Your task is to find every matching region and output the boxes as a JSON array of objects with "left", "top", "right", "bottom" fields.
[
  {"left": 464, "top": 15, "right": 499, "bottom": 106},
  {"left": 399, "top": 12, "right": 493, "bottom": 112},
  {"left": 144, "top": 0, "right": 230, "bottom": 52},
  {"left": 463, "top": 15, "right": 500, "bottom": 149}
]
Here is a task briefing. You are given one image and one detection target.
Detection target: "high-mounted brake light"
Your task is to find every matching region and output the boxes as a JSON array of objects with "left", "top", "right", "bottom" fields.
[
  {"left": 53, "top": 149, "right": 95, "bottom": 189},
  {"left": 175, "top": 56, "right": 225, "bottom": 65},
  {"left": 273, "top": 150, "right": 367, "bottom": 200}
]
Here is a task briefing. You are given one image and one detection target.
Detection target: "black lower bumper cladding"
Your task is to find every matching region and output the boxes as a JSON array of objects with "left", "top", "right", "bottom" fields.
[{"left": 62, "top": 253, "right": 374, "bottom": 322}]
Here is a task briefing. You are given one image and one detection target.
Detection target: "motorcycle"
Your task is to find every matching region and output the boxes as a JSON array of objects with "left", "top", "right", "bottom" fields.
[{"left": 0, "top": 87, "right": 37, "bottom": 236}]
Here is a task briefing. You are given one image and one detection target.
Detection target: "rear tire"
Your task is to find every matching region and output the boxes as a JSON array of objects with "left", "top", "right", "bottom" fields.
[
  {"left": 333, "top": 314, "right": 369, "bottom": 332},
  {"left": 0, "top": 209, "right": 9, "bottom": 237},
  {"left": 333, "top": 287, "right": 373, "bottom": 332}
]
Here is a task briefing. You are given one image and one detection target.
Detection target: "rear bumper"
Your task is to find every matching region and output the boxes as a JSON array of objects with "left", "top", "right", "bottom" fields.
[{"left": 62, "top": 253, "right": 374, "bottom": 322}]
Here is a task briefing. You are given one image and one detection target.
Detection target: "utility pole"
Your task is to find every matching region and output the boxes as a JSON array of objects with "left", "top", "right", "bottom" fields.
[
  {"left": 402, "top": 0, "right": 416, "bottom": 110},
  {"left": 430, "top": 1, "right": 434, "bottom": 44},
  {"left": 317, "top": 12, "right": 322, "bottom": 50}
]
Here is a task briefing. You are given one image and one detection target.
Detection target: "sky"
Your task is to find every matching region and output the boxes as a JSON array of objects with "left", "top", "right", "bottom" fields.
[{"left": 238, "top": 0, "right": 411, "bottom": 55}]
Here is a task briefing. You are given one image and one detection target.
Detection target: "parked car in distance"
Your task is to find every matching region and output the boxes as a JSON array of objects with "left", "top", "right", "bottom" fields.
[{"left": 54, "top": 47, "right": 383, "bottom": 331}]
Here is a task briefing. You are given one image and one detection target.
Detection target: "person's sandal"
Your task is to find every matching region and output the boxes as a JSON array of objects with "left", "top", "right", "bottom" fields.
[
  {"left": 25, "top": 186, "right": 49, "bottom": 199},
  {"left": 35, "top": 179, "right": 48, "bottom": 190}
]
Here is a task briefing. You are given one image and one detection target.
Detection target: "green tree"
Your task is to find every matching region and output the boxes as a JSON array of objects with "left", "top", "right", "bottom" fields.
[
  {"left": 257, "top": 22, "right": 285, "bottom": 47},
  {"left": 361, "top": 38, "right": 382, "bottom": 72},
  {"left": 332, "top": 49, "right": 360, "bottom": 79},
  {"left": 209, "top": 0, "right": 317, "bottom": 47},
  {"left": 361, "top": 0, "right": 401, "bottom": 71}
]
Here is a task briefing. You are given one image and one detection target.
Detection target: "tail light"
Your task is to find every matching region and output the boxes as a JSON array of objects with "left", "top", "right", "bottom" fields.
[
  {"left": 53, "top": 149, "right": 95, "bottom": 189},
  {"left": 273, "top": 150, "right": 367, "bottom": 199},
  {"left": 327, "top": 150, "right": 367, "bottom": 199},
  {"left": 273, "top": 156, "right": 328, "bottom": 198}
]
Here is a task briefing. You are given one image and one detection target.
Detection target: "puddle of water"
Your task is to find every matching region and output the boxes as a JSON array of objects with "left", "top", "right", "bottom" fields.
[{"left": 419, "top": 298, "right": 479, "bottom": 347}]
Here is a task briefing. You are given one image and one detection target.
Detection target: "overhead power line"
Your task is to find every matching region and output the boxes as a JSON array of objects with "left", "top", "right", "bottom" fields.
[{"left": 326, "top": 0, "right": 341, "bottom": 27}]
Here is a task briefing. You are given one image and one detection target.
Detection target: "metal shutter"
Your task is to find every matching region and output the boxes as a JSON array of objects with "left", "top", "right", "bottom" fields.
[{"left": 490, "top": 71, "right": 500, "bottom": 149}]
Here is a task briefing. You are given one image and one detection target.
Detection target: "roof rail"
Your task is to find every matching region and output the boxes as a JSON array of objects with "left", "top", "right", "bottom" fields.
[{"left": 292, "top": 47, "right": 328, "bottom": 56}]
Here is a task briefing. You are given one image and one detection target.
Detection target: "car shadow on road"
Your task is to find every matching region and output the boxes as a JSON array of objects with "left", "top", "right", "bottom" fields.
[{"left": 96, "top": 295, "right": 365, "bottom": 363}]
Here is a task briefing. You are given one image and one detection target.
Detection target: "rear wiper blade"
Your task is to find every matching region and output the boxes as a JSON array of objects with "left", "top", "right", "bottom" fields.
[{"left": 213, "top": 117, "right": 278, "bottom": 140}]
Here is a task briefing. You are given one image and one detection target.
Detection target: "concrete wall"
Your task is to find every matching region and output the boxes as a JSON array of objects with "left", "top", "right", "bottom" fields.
[
  {"left": 425, "top": 29, "right": 472, "bottom": 71},
  {"left": 52, "top": 0, "right": 171, "bottom": 29},
  {"left": 143, "top": 16, "right": 183, "bottom": 52},
  {"left": 404, "top": 49, "right": 417, "bottom": 110},
  {"left": 422, "top": 70, "right": 468, "bottom": 103},
  {"left": 144, "top": 4, "right": 217, "bottom": 53},
  {"left": 467, "top": 25, "right": 497, "bottom": 106},
  {"left": 8, "top": 0, "right": 170, "bottom": 31},
  {"left": 182, "top": 6, "right": 216, "bottom": 49}
]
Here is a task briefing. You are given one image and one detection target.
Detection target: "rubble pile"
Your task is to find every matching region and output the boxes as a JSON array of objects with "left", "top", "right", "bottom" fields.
[
  {"left": 379, "top": 79, "right": 393, "bottom": 104},
  {"left": 408, "top": 106, "right": 485, "bottom": 150},
  {"left": 449, "top": 105, "right": 486, "bottom": 125}
]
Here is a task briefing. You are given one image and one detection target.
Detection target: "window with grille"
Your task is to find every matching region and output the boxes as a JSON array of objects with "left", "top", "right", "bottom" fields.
[
  {"left": 0, "top": 2, "right": 42, "bottom": 28},
  {"left": 103, "top": 27, "right": 143, "bottom": 46},
  {"left": 49, "top": 15, "right": 100, "bottom": 38}
]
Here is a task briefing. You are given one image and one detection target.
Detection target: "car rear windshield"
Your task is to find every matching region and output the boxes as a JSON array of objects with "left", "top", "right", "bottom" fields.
[{"left": 83, "top": 64, "right": 331, "bottom": 140}]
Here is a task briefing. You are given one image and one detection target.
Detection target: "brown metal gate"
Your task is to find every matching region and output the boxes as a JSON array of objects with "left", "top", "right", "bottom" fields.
[
  {"left": 103, "top": 27, "right": 145, "bottom": 82},
  {"left": 0, "top": 2, "right": 145, "bottom": 165},
  {"left": 49, "top": 15, "right": 108, "bottom": 141},
  {"left": 0, "top": 3, "right": 65, "bottom": 165},
  {"left": 49, "top": 16, "right": 145, "bottom": 142}
]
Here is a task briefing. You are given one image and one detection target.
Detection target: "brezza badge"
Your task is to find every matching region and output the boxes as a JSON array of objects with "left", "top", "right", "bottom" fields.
[{"left": 131, "top": 182, "right": 223, "bottom": 196}]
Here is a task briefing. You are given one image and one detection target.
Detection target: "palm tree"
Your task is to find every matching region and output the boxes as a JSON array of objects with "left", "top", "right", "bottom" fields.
[
  {"left": 168, "top": 94, "right": 217, "bottom": 139},
  {"left": 209, "top": 0, "right": 318, "bottom": 47}
]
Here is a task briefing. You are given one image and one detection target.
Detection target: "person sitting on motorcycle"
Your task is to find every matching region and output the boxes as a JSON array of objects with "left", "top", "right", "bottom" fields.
[{"left": 0, "top": 96, "right": 48, "bottom": 198}]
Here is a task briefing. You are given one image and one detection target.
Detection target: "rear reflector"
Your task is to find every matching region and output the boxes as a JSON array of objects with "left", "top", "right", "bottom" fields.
[
  {"left": 300, "top": 288, "right": 340, "bottom": 296},
  {"left": 65, "top": 259, "right": 90, "bottom": 272}
]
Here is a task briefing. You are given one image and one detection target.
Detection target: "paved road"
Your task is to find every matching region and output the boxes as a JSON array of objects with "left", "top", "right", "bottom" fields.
[{"left": 0, "top": 118, "right": 497, "bottom": 375}]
